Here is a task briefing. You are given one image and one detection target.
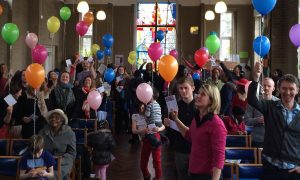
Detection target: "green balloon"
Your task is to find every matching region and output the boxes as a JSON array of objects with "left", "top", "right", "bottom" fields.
[
  {"left": 1, "top": 23, "right": 19, "bottom": 45},
  {"left": 205, "top": 34, "right": 220, "bottom": 55},
  {"left": 60, "top": 6, "right": 71, "bottom": 21}
]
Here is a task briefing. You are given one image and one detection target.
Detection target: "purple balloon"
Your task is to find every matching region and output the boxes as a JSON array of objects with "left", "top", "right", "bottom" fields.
[
  {"left": 289, "top": 24, "right": 300, "bottom": 47},
  {"left": 32, "top": 44, "right": 48, "bottom": 64},
  {"left": 169, "top": 49, "right": 178, "bottom": 59},
  {"left": 200, "top": 47, "right": 209, "bottom": 55},
  {"left": 148, "top": 42, "right": 163, "bottom": 62},
  {"left": 25, "top": 33, "right": 38, "bottom": 49},
  {"left": 76, "top": 21, "right": 89, "bottom": 37}
]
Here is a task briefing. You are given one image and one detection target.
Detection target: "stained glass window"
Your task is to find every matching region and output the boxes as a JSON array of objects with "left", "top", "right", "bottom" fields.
[{"left": 136, "top": 2, "right": 176, "bottom": 64}]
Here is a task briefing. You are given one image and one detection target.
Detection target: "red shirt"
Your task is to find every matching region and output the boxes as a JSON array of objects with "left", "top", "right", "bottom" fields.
[
  {"left": 185, "top": 114, "right": 227, "bottom": 174},
  {"left": 223, "top": 116, "right": 246, "bottom": 134},
  {"left": 232, "top": 94, "right": 248, "bottom": 110}
]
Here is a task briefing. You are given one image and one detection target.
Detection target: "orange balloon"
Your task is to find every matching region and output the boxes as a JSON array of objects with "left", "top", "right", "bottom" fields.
[
  {"left": 83, "top": 12, "right": 94, "bottom": 26},
  {"left": 0, "top": 5, "right": 3, "bottom": 16},
  {"left": 158, "top": 55, "right": 178, "bottom": 82},
  {"left": 25, "top": 63, "right": 45, "bottom": 89}
]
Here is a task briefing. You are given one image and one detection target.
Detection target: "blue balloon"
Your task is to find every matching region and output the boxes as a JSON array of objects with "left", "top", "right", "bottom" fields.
[
  {"left": 253, "top": 36, "right": 270, "bottom": 57},
  {"left": 104, "top": 68, "right": 115, "bottom": 83},
  {"left": 252, "top": 0, "right": 277, "bottom": 15},
  {"left": 156, "top": 30, "right": 165, "bottom": 42},
  {"left": 192, "top": 72, "right": 200, "bottom": 80},
  {"left": 102, "top": 34, "right": 114, "bottom": 48},
  {"left": 104, "top": 47, "right": 111, "bottom": 56},
  {"left": 96, "top": 50, "right": 104, "bottom": 60}
]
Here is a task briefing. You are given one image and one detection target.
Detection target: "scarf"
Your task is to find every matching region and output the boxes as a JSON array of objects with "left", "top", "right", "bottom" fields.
[
  {"left": 82, "top": 87, "right": 91, "bottom": 119},
  {"left": 54, "top": 84, "right": 75, "bottom": 112}
]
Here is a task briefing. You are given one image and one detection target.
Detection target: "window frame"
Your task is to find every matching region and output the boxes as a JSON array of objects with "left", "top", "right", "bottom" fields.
[{"left": 220, "top": 11, "right": 234, "bottom": 61}]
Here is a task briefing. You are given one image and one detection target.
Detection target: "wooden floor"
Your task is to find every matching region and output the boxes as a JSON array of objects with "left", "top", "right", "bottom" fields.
[{"left": 106, "top": 134, "right": 178, "bottom": 180}]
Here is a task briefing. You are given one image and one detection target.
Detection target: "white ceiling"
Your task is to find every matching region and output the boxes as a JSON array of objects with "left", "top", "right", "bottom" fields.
[{"left": 64, "top": 0, "right": 252, "bottom": 6}]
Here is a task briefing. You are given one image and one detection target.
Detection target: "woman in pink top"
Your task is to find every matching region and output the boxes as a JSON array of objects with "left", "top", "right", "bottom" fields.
[{"left": 171, "top": 84, "right": 227, "bottom": 180}]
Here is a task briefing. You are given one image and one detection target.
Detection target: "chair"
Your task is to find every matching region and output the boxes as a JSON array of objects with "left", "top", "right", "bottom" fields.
[
  {"left": 236, "top": 164, "right": 263, "bottom": 180},
  {"left": 226, "top": 135, "right": 251, "bottom": 147},
  {"left": 225, "top": 147, "right": 257, "bottom": 164},
  {"left": 72, "top": 128, "right": 86, "bottom": 180},
  {"left": 0, "top": 156, "right": 21, "bottom": 179},
  {"left": 257, "top": 148, "right": 263, "bottom": 164},
  {"left": 54, "top": 156, "right": 62, "bottom": 180},
  {"left": 70, "top": 119, "right": 97, "bottom": 131},
  {"left": 246, "top": 126, "right": 253, "bottom": 135},
  {"left": 222, "top": 163, "right": 235, "bottom": 180},
  {"left": 0, "top": 139, "right": 10, "bottom": 155},
  {"left": 9, "top": 139, "right": 30, "bottom": 156},
  {"left": 72, "top": 128, "right": 87, "bottom": 145}
]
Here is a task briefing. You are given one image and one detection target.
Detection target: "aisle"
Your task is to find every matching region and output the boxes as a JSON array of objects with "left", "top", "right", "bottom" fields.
[{"left": 106, "top": 134, "right": 177, "bottom": 180}]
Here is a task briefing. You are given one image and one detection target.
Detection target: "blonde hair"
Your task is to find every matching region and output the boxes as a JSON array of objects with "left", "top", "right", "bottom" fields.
[{"left": 200, "top": 84, "right": 221, "bottom": 114}]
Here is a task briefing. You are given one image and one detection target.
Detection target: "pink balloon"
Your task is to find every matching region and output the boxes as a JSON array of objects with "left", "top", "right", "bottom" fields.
[
  {"left": 87, "top": 90, "right": 103, "bottom": 110},
  {"left": 32, "top": 44, "right": 48, "bottom": 64},
  {"left": 148, "top": 42, "right": 163, "bottom": 62},
  {"left": 76, "top": 21, "right": 89, "bottom": 37},
  {"left": 25, "top": 33, "right": 38, "bottom": 49},
  {"left": 169, "top": 49, "right": 178, "bottom": 59},
  {"left": 136, "top": 83, "right": 153, "bottom": 104}
]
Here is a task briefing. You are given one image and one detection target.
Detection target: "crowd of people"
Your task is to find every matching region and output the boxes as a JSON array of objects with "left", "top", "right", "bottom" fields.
[{"left": 0, "top": 54, "right": 300, "bottom": 180}]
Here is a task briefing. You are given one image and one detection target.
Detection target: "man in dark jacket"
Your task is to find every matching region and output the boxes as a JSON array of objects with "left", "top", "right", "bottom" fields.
[{"left": 248, "top": 62, "right": 300, "bottom": 180}]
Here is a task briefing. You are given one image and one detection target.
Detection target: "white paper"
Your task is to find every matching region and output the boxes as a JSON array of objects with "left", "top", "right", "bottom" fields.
[
  {"left": 97, "top": 86, "right": 105, "bottom": 93},
  {"left": 97, "top": 111, "right": 107, "bottom": 121},
  {"left": 65, "top": 59, "right": 72, "bottom": 67},
  {"left": 165, "top": 95, "right": 178, "bottom": 113},
  {"left": 115, "top": 54, "right": 124, "bottom": 67},
  {"left": 169, "top": 120, "right": 180, "bottom": 132},
  {"left": 97, "top": 64, "right": 107, "bottom": 74},
  {"left": 116, "top": 76, "right": 123, "bottom": 83},
  {"left": 4, "top": 94, "right": 17, "bottom": 106},
  {"left": 148, "top": 123, "right": 156, "bottom": 130},
  {"left": 87, "top": 57, "right": 94, "bottom": 63},
  {"left": 79, "top": 55, "right": 84, "bottom": 62},
  {"left": 29, "top": 114, "right": 39, "bottom": 120},
  {"left": 103, "top": 82, "right": 111, "bottom": 91}
]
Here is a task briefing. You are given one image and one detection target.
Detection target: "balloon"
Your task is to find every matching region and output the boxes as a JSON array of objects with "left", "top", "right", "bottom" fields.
[
  {"left": 47, "top": 16, "right": 60, "bottom": 33},
  {"left": 25, "top": 33, "right": 38, "bottom": 49},
  {"left": 136, "top": 83, "right": 153, "bottom": 104},
  {"left": 205, "top": 32, "right": 220, "bottom": 55},
  {"left": 32, "top": 44, "right": 48, "bottom": 64},
  {"left": 25, "top": 63, "right": 45, "bottom": 89},
  {"left": 104, "top": 68, "right": 115, "bottom": 83},
  {"left": 87, "top": 90, "right": 102, "bottom": 110},
  {"left": 1, "top": 23, "right": 19, "bottom": 45},
  {"left": 200, "top": 47, "right": 209, "bottom": 55},
  {"left": 192, "top": 72, "right": 200, "bottom": 80},
  {"left": 102, "top": 34, "right": 114, "bottom": 48},
  {"left": 156, "top": 30, "right": 165, "bottom": 41},
  {"left": 129, "top": 51, "right": 136, "bottom": 60},
  {"left": 158, "top": 55, "right": 178, "bottom": 82},
  {"left": 194, "top": 49, "right": 209, "bottom": 68},
  {"left": 128, "top": 57, "right": 135, "bottom": 65},
  {"left": 0, "top": 5, "right": 3, "bottom": 16},
  {"left": 83, "top": 12, "right": 94, "bottom": 26},
  {"left": 252, "top": 0, "right": 277, "bottom": 16},
  {"left": 289, "top": 24, "right": 300, "bottom": 47},
  {"left": 169, "top": 49, "right": 178, "bottom": 59},
  {"left": 76, "top": 21, "right": 89, "bottom": 36},
  {"left": 91, "top": 44, "right": 100, "bottom": 55},
  {"left": 253, "top": 36, "right": 270, "bottom": 57},
  {"left": 148, "top": 42, "right": 163, "bottom": 62},
  {"left": 96, "top": 50, "right": 104, "bottom": 60},
  {"left": 60, "top": 6, "right": 71, "bottom": 21},
  {"left": 104, "top": 47, "right": 111, "bottom": 56}
]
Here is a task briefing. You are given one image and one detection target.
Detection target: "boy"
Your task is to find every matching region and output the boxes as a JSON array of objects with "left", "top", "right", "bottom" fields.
[{"left": 19, "top": 135, "right": 54, "bottom": 180}]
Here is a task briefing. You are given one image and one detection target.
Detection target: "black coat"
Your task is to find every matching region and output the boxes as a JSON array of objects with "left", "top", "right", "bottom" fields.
[{"left": 87, "top": 129, "right": 115, "bottom": 165}]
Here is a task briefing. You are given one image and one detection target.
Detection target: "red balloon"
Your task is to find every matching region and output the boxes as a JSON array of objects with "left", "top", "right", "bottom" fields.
[
  {"left": 76, "top": 21, "right": 89, "bottom": 36},
  {"left": 194, "top": 49, "right": 209, "bottom": 68},
  {"left": 32, "top": 44, "right": 48, "bottom": 64}
]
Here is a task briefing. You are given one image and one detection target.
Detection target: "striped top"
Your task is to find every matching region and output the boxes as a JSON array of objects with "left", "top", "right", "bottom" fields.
[{"left": 145, "top": 100, "right": 162, "bottom": 128}]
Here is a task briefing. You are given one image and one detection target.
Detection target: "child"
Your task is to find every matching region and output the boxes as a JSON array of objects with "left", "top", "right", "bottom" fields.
[
  {"left": 19, "top": 135, "right": 54, "bottom": 180},
  {"left": 87, "top": 120, "right": 115, "bottom": 180},
  {"left": 144, "top": 88, "right": 163, "bottom": 148},
  {"left": 223, "top": 106, "right": 247, "bottom": 135}
]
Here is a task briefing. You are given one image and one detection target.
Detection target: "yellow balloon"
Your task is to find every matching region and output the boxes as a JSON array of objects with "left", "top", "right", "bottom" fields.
[
  {"left": 128, "top": 57, "right": 135, "bottom": 65},
  {"left": 47, "top": 16, "right": 61, "bottom": 33},
  {"left": 137, "top": 58, "right": 143, "bottom": 65},
  {"left": 129, "top": 51, "right": 136, "bottom": 60},
  {"left": 91, "top": 44, "right": 100, "bottom": 55}
]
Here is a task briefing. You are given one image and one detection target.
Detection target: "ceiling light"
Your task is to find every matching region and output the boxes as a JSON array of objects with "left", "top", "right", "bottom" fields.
[
  {"left": 215, "top": 1, "right": 227, "bottom": 13},
  {"left": 205, "top": 10, "right": 215, "bottom": 20},
  {"left": 77, "top": 1, "right": 89, "bottom": 14},
  {"left": 96, "top": 10, "right": 106, "bottom": 20}
]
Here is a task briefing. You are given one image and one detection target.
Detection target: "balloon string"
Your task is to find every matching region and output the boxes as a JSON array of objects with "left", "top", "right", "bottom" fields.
[
  {"left": 8, "top": 45, "right": 12, "bottom": 93},
  {"left": 63, "top": 22, "right": 66, "bottom": 60},
  {"left": 33, "top": 89, "right": 37, "bottom": 166}
]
